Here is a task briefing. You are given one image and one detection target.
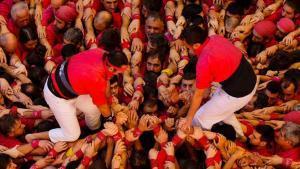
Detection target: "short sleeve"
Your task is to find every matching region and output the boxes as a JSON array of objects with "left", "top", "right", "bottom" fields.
[{"left": 196, "top": 55, "right": 213, "bottom": 89}]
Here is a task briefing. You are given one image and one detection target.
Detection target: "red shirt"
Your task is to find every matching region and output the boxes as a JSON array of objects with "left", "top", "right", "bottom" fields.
[
  {"left": 0, "top": 0, "right": 13, "bottom": 21},
  {"left": 0, "top": 134, "right": 21, "bottom": 148},
  {"left": 195, "top": 35, "right": 242, "bottom": 89},
  {"left": 277, "top": 147, "right": 300, "bottom": 162},
  {"left": 46, "top": 23, "right": 64, "bottom": 46},
  {"left": 41, "top": 6, "right": 54, "bottom": 26},
  {"left": 265, "top": 8, "right": 300, "bottom": 26},
  {"left": 7, "top": 19, "right": 20, "bottom": 37},
  {"left": 67, "top": 48, "right": 109, "bottom": 106}
]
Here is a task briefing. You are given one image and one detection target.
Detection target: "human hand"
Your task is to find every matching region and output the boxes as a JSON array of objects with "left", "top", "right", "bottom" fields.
[
  {"left": 190, "top": 126, "right": 203, "bottom": 140},
  {"left": 54, "top": 142, "right": 68, "bottom": 153},
  {"left": 114, "top": 140, "right": 126, "bottom": 155},
  {"left": 148, "top": 148, "right": 158, "bottom": 160},
  {"left": 167, "top": 21, "right": 177, "bottom": 36},
  {"left": 127, "top": 110, "right": 138, "bottom": 128},
  {"left": 0, "top": 145, "right": 8, "bottom": 152},
  {"left": 115, "top": 111, "right": 128, "bottom": 126},
  {"left": 102, "top": 122, "right": 118, "bottom": 136},
  {"left": 125, "top": 128, "right": 139, "bottom": 142},
  {"left": 128, "top": 99, "right": 139, "bottom": 110},
  {"left": 128, "top": 19, "right": 140, "bottom": 34},
  {"left": 261, "top": 155, "right": 283, "bottom": 166},
  {"left": 163, "top": 142, "right": 174, "bottom": 156},
  {"left": 84, "top": 140, "right": 98, "bottom": 158},
  {"left": 38, "top": 140, "right": 54, "bottom": 152},
  {"left": 123, "top": 81, "right": 134, "bottom": 96},
  {"left": 165, "top": 118, "right": 175, "bottom": 130},
  {"left": 0, "top": 78, "right": 13, "bottom": 95},
  {"left": 154, "top": 128, "right": 168, "bottom": 144},
  {"left": 35, "top": 156, "right": 55, "bottom": 168},
  {"left": 131, "top": 38, "right": 143, "bottom": 52}
]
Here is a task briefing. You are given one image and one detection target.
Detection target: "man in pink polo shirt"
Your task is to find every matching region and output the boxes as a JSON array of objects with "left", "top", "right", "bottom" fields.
[
  {"left": 42, "top": 49, "right": 128, "bottom": 142},
  {"left": 180, "top": 26, "right": 258, "bottom": 137}
]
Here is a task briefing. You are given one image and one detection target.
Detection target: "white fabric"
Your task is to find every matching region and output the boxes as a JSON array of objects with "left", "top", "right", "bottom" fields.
[
  {"left": 192, "top": 78, "right": 259, "bottom": 137},
  {"left": 43, "top": 80, "right": 101, "bottom": 143}
]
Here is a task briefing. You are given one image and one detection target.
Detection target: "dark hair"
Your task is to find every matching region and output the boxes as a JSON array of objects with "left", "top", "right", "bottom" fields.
[
  {"left": 189, "top": 15, "right": 205, "bottom": 27},
  {"left": 284, "top": 68, "right": 300, "bottom": 82},
  {"left": 143, "top": 85, "right": 158, "bottom": 100},
  {"left": 182, "top": 4, "right": 202, "bottom": 21},
  {"left": 183, "top": 56, "right": 197, "bottom": 74},
  {"left": 61, "top": 44, "right": 79, "bottom": 59},
  {"left": 26, "top": 44, "right": 46, "bottom": 67},
  {"left": 0, "top": 68, "right": 14, "bottom": 84},
  {"left": 35, "top": 120, "right": 57, "bottom": 132},
  {"left": 144, "top": 71, "right": 159, "bottom": 87},
  {"left": 183, "top": 25, "right": 208, "bottom": 45},
  {"left": 66, "top": 159, "right": 81, "bottom": 169},
  {"left": 247, "top": 41, "right": 265, "bottom": 58},
  {"left": 19, "top": 26, "right": 38, "bottom": 44},
  {"left": 0, "top": 154, "right": 12, "bottom": 169},
  {"left": 89, "top": 158, "right": 107, "bottom": 169},
  {"left": 142, "top": 0, "right": 162, "bottom": 12},
  {"left": 255, "top": 125, "right": 275, "bottom": 146},
  {"left": 109, "top": 75, "right": 118, "bottom": 84},
  {"left": 0, "top": 114, "right": 17, "bottom": 136},
  {"left": 145, "top": 51, "right": 165, "bottom": 68},
  {"left": 211, "top": 122, "right": 236, "bottom": 141},
  {"left": 21, "top": 83, "right": 40, "bottom": 99},
  {"left": 183, "top": 72, "right": 196, "bottom": 80},
  {"left": 142, "top": 98, "right": 158, "bottom": 109},
  {"left": 282, "top": 77, "right": 298, "bottom": 92},
  {"left": 28, "top": 66, "right": 48, "bottom": 88},
  {"left": 226, "top": 2, "right": 245, "bottom": 16},
  {"left": 106, "top": 50, "right": 128, "bottom": 67},
  {"left": 254, "top": 92, "right": 269, "bottom": 109},
  {"left": 63, "top": 28, "right": 83, "bottom": 46},
  {"left": 130, "top": 150, "right": 149, "bottom": 169},
  {"left": 99, "top": 28, "right": 121, "bottom": 51},
  {"left": 285, "top": 0, "right": 300, "bottom": 13},
  {"left": 148, "top": 33, "right": 169, "bottom": 58},
  {"left": 266, "top": 81, "right": 281, "bottom": 94},
  {"left": 268, "top": 50, "right": 300, "bottom": 71}
]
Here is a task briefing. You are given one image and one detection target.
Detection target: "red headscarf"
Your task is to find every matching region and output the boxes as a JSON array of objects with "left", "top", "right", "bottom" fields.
[
  {"left": 55, "top": 2, "right": 77, "bottom": 23},
  {"left": 277, "top": 18, "right": 296, "bottom": 34},
  {"left": 253, "top": 20, "right": 276, "bottom": 38}
]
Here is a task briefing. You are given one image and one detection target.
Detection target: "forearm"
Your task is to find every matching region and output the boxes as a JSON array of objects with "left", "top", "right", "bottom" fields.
[
  {"left": 98, "top": 104, "right": 111, "bottom": 118},
  {"left": 186, "top": 89, "right": 205, "bottom": 121},
  {"left": 105, "top": 145, "right": 114, "bottom": 168},
  {"left": 223, "top": 155, "right": 239, "bottom": 169}
]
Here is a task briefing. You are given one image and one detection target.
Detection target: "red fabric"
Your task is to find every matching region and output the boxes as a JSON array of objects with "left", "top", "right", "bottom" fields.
[
  {"left": 239, "top": 120, "right": 254, "bottom": 137},
  {"left": 277, "top": 147, "right": 300, "bottom": 162},
  {"left": 0, "top": 134, "right": 22, "bottom": 148},
  {"left": 277, "top": 18, "right": 296, "bottom": 33},
  {"left": 67, "top": 48, "right": 109, "bottom": 106},
  {"left": 157, "top": 149, "right": 167, "bottom": 169},
  {"left": 265, "top": 8, "right": 283, "bottom": 23},
  {"left": 42, "top": 6, "right": 55, "bottom": 26},
  {"left": 20, "top": 117, "right": 36, "bottom": 132},
  {"left": 284, "top": 111, "right": 300, "bottom": 125},
  {"left": 250, "top": 147, "right": 273, "bottom": 156},
  {"left": 112, "top": 12, "right": 122, "bottom": 29},
  {"left": 0, "top": 0, "right": 13, "bottom": 21},
  {"left": 46, "top": 23, "right": 64, "bottom": 46},
  {"left": 52, "top": 44, "right": 64, "bottom": 64},
  {"left": 7, "top": 19, "right": 20, "bottom": 37},
  {"left": 254, "top": 20, "right": 277, "bottom": 38},
  {"left": 55, "top": 3, "right": 77, "bottom": 23},
  {"left": 42, "top": 0, "right": 51, "bottom": 8},
  {"left": 195, "top": 35, "right": 242, "bottom": 89}
]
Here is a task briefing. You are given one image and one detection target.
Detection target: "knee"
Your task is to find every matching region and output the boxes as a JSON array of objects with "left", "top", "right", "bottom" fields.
[{"left": 64, "top": 129, "right": 81, "bottom": 142}]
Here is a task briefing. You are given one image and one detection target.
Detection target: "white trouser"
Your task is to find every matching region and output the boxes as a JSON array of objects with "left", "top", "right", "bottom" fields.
[
  {"left": 43, "top": 80, "right": 101, "bottom": 143},
  {"left": 192, "top": 79, "right": 259, "bottom": 137}
]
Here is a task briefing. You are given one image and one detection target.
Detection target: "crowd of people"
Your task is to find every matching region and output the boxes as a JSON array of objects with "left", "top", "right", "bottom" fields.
[{"left": 0, "top": 0, "right": 299, "bottom": 168}]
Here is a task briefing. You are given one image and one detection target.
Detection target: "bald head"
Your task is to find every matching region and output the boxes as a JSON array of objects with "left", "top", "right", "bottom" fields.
[
  {"left": 0, "top": 33, "right": 18, "bottom": 54},
  {"left": 10, "top": 1, "right": 30, "bottom": 27},
  {"left": 93, "top": 11, "right": 113, "bottom": 32}
]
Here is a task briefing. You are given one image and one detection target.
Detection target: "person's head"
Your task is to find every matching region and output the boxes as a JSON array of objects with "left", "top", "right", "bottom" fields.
[
  {"left": 282, "top": 0, "right": 300, "bottom": 19},
  {"left": 142, "top": 0, "right": 162, "bottom": 17},
  {"left": 0, "top": 114, "right": 25, "bottom": 137},
  {"left": 268, "top": 50, "right": 300, "bottom": 70},
  {"left": 181, "top": 73, "right": 196, "bottom": 92},
  {"left": 35, "top": 120, "right": 57, "bottom": 132},
  {"left": 99, "top": 28, "right": 120, "bottom": 51},
  {"left": 10, "top": 1, "right": 30, "bottom": 28},
  {"left": 63, "top": 27, "right": 83, "bottom": 47},
  {"left": 147, "top": 33, "right": 169, "bottom": 56},
  {"left": 105, "top": 50, "right": 128, "bottom": 79},
  {"left": 265, "top": 81, "right": 281, "bottom": 105},
  {"left": 93, "top": 11, "right": 113, "bottom": 32},
  {"left": 0, "top": 33, "right": 18, "bottom": 54},
  {"left": 275, "top": 122, "right": 300, "bottom": 150},
  {"left": 211, "top": 122, "right": 236, "bottom": 141},
  {"left": 182, "top": 25, "right": 208, "bottom": 56},
  {"left": 281, "top": 77, "right": 298, "bottom": 101},
  {"left": 248, "top": 125, "right": 274, "bottom": 148},
  {"left": 225, "top": 2, "right": 243, "bottom": 34},
  {"left": 26, "top": 44, "right": 47, "bottom": 66},
  {"left": 182, "top": 4, "right": 202, "bottom": 22},
  {"left": 28, "top": 65, "right": 48, "bottom": 88},
  {"left": 142, "top": 98, "right": 158, "bottom": 115},
  {"left": 276, "top": 18, "right": 296, "bottom": 40},
  {"left": 61, "top": 44, "right": 79, "bottom": 60},
  {"left": 130, "top": 150, "right": 149, "bottom": 169},
  {"left": 145, "top": 12, "right": 164, "bottom": 39},
  {"left": 19, "top": 26, "right": 38, "bottom": 50},
  {"left": 0, "top": 154, "right": 17, "bottom": 169},
  {"left": 54, "top": 3, "right": 77, "bottom": 31},
  {"left": 102, "top": 0, "right": 118, "bottom": 13},
  {"left": 51, "top": 0, "right": 65, "bottom": 11},
  {"left": 145, "top": 51, "right": 163, "bottom": 73},
  {"left": 252, "top": 20, "right": 276, "bottom": 43},
  {"left": 109, "top": 75, "right": 119, "bottom": 96}
]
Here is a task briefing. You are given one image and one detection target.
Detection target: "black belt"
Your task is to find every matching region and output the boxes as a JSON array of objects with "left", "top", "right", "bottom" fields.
[{"left": 47, "top": 61, "right": 78, "bottom": 99}]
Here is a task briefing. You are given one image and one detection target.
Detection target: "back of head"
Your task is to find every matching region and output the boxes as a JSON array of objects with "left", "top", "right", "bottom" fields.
[
  {"left": 226, "top": 2, "right": 244, "bottom": 16},
  {"left": 266, "top": 80, "right": 281, "bottom": 94},
  {"left": 211, "top": 122, "right": 236, "bottom": 141},
  {"left": 61, "top": 44, "right": 79, "bottom": 59},
  {"left": 255, "top": 125, "right": 275, "bottom": 144},
  {"left": 183, "top": 25, "right": 208, "bottom": 45},
  {"left": 142, "top": 0, "right": 162, "bottom": 12},
  {"left": 64, "top": 28, "right": 83, "bottom": 46},
  {"left": 0, "top": 154, "right": 12, "bottom": 169},
  {"left": 285, "top": 0, "right": 300, "bottom": 13},
  {"left": 282, "top": 122, "right": 300, "bottom": 147},
  {"left": 99, "top": 28, "right": 121, "bottom": 51},
  {"left": 182, "top": 4, "right": 202, "bottom": 21},
  {"left": 10, "top": 1, "right": 28, "bottom": 20},
  {"left": 254, "top": 92, "right": 269, "bottom": 109},
  {"left": 106, "top": 50, "right": 128, "bottom": 67}
]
